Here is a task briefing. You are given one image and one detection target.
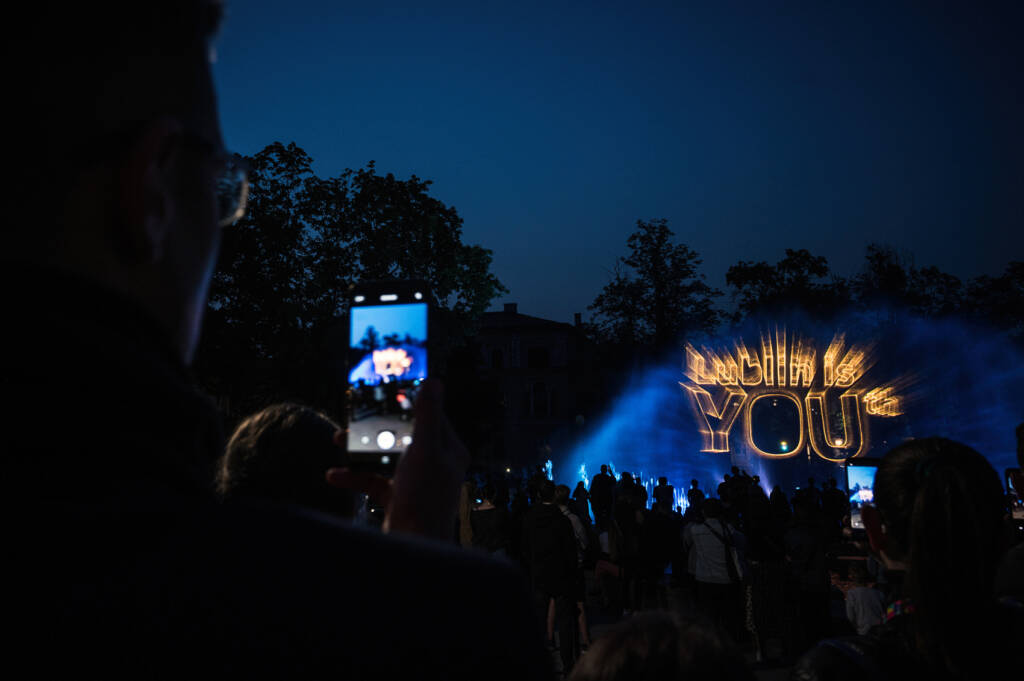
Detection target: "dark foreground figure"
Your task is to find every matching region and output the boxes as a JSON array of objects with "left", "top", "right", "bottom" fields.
[
  {"left": 569, "top": 611, "right": 753, "bottom": 681},
  {"left": 5, "top": 3, "right": 547, "bottom": 678},
  {"left": 792, "top": 438, "right": 1022, "bottom": 681}
]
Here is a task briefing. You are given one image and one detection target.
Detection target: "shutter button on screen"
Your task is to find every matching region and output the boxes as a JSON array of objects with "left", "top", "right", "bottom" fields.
[{"left": 377, "top": 431, "right": 396, "bottom": 450}]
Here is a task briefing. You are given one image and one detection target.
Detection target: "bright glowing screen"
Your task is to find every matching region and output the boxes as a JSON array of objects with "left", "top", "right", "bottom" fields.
[{"left": 681, "top": 329, "right": 906, "bottom": 462}]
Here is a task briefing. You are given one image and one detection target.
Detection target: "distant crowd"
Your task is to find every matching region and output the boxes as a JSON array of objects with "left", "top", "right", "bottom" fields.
[{"left": 218, "top": 404, "right": 1024, "bottom": 679}]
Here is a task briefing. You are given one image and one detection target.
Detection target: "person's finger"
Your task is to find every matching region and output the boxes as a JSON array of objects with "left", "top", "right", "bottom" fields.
[
  {"left": 408, "top": 379, "right": 469, "bottom": 471},
  {"left": 326, "top": 467, "right": 393, "bottom": 507},
  {"left": 384, "top": 378, "right": 471, "bottom": 539},
  {"left": 410, "top": 378, "right": 444, "bottom": 448}
]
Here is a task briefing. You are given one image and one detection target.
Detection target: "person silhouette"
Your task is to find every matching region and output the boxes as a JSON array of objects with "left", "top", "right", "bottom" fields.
[
  {"left": 5, "top": 4, "right": 548, "bottom": 678},
  {"left": 793, "top": 438, "right": 1020, "bottom": 680}
]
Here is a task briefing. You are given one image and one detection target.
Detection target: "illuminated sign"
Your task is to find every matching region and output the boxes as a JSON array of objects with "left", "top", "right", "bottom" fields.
[
  {"left": 372, "top": 347, "right": 414, "bottom": 380},
  {"left": 681, "top": 330, "right": 904, "bottom": 462}
]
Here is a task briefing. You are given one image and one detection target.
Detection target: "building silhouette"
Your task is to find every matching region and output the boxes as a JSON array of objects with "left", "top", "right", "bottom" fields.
[{"left": 474, "top": 303, "right": 598, "bottom": 469}]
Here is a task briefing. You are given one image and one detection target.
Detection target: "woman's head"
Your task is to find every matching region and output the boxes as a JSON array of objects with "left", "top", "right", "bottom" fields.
[
  {"left": 872, "top": 437, "right": 1004, "bottom": 567},
  {"left": 217, "top": 403, "right": 354, "bottom": 517},
  {"left": 870, "top": 437, "right": 1006, "bottom": 674}
]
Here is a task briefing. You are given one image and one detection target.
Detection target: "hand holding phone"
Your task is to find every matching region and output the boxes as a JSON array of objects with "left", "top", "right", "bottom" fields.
[
  {"left": 327, "top": 379, "right": 469, "bottom": 540},
  {"left": 846, "top": 458, "right": 880, "bottom": 530},
  {"left": 346, "top": 281, "right": 430, "bottom": 472}
]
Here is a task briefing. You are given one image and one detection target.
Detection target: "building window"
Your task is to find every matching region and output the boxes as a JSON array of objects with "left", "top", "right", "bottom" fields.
[
  {"left": 527, "top": 347, "right": 550, "bottom": 369},
  {"left": 491, "top": 348, "right": 504, "bottom": 369},
  {"left": 532, "top": 382, "right": 549, "bottom": 417}
]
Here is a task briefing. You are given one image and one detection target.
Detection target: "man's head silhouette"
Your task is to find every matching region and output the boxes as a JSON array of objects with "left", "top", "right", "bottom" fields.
[{"left": 9, "top": 1, "right": 239, "bottom": 365}]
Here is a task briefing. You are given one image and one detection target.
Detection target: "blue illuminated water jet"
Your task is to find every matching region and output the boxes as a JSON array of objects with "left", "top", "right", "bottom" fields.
[
  {"left": 553, "top": 312, "right": 1023, "bottom": 502},
  {"left": 555, "top": 362, "right": 740, "bottom": 507}
]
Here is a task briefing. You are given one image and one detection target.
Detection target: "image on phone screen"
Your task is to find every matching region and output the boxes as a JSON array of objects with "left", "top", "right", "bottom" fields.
[
  {"left": 347, "top": 301, "right": 427, "bottom": 457},
  {"left": 847, "top": 464, "right": 877, "bottom": 529}
]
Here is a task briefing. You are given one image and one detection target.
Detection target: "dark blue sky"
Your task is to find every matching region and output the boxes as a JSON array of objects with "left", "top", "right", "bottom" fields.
[{"left": 213, "top": 1, "right": 1022, "bottom": 323}]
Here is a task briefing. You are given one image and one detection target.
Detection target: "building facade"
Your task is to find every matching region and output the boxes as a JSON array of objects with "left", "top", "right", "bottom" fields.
[{"left": 474, "top": 303, "right": 598, "bottom": 469}]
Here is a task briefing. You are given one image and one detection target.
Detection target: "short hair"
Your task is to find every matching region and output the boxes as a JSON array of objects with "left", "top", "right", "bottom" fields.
[
  {"left": 538, "top": 479, "right": 557, "bottom": 503},
  {"left": 702, "top": 498, "right": 723, "bottom": 519},
  {"left": 567, "top": 611, "right": 753, "bottom": 681},
  {"left": 555, "top": 484, "right": 571, "bottom": 507},
  {"left": 217, "top": 403, "right": 353, "bottom": 516},
  {"left": 658, "top": 477, "right": 667, "bottom": 485},
  {"left": 848, "top": 562, "right": 870, "bottom": 585},
  {"left": 8, "top": 1, "right": 225, "bottom": 246}
]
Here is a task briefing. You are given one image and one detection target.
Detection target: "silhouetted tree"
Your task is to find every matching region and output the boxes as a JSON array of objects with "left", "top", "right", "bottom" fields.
[
  {"left": 965, "top": 261, "right": 1024, "bottom": 344},
  {"left": 726, "top": 248, "right": 850, "bottom": 322},
  {"left": 852, "top": 243, "right": 966, "bottom": 321},
  {"left": 588, "top": 218, "right": 720, "bottom": 351},
  {"left": 195, "top": 142, "right": 506, "bottom": 419},
  {"left": 909, "top": 266, "right": 964, "bottom": 316},
  {"left": 361, "top": 327, "right": 382, "bottom": 351}
]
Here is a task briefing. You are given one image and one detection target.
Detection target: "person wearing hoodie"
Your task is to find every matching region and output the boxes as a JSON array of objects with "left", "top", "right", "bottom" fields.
[{"left": 523, "top": 479, "right": 580, "bottom": 674}]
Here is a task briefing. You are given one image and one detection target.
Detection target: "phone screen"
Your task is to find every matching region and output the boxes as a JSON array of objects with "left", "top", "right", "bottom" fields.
[
  {"left": 347, "top": 301, "right": 428, "bottom": 460},
  {"left": 846, "top": 462, "right": 878, "bottom": 529}
]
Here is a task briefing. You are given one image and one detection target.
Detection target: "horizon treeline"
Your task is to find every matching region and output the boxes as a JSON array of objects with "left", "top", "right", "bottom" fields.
[
  {"left": 194, "top": 142, "right": 1022, "bottom": 421},
  {"left": 586, "top": 218, "right": 1022, "bottom": 358}
]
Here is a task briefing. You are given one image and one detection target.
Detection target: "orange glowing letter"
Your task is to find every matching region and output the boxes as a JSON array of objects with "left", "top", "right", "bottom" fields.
[
  {"left": 681, "top": 383, "right": 747, "bottom": 452},
  {"left": 805, "top": 391, "right": 866, "bottom": 461}
]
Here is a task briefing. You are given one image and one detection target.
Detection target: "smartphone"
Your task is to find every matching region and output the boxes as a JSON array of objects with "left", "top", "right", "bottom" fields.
[
  {"left": 346, "top": 281, "right": 429, "bottom": 470},
  {"left": 1008, "top": 469, "right": 1024, "bottom": 541},
  {"left": 846, "top": 458, "right": 881, "bottom": 529}
]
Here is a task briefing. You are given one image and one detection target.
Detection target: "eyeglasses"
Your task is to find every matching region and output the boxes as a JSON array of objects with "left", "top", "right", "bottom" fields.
[
  {"left": 213, "top": 152, "right": 250, "bottom": 228},
  {"left": 181, "top": 131, "right": 250, "bottom": 228},
  {"left": 73, "top": 123, "right": 251, "bottom": 229}
]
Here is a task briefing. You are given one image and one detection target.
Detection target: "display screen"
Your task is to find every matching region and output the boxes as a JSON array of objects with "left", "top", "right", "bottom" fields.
[
  {"left": 847, "top": 464, "right": 877, "bottom": 529},
  {"left": 347, "top": 303, "right": 427, "bottom": 453}
]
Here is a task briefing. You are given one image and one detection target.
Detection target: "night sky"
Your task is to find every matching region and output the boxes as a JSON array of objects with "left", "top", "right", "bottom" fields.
[{"left": 213, "top": 1, "right": 1022, "bottom": 324}]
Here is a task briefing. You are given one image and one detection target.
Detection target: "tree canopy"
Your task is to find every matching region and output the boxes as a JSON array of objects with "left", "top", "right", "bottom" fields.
[
  {"left": 194, "top": 142, "right": 506, "bottom": 418},
  {"left": 591, "top": 231, "right": 1020, "bottom": 351},
  {"left": 587, "top": 219, "right": 721, "bottom": 352},
  {"left": 725, "top": 248, "right": 851, "bottom": 323}
]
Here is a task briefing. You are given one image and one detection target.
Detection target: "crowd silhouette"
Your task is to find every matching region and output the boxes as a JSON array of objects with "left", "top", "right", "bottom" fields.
[
  {"left": 6, "top": 2, "right": 1023, "bottom": 680},
  {"left": 446, "top": 439, "right": 1023, "bottom": 678},
  {"left": 211, "top": 410, "right": 1024, "bottom": 679}
]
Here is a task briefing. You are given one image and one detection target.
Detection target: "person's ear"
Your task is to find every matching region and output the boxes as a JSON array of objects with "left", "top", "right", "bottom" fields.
[
  {"left": 862, "top": 504, "right": 886, "bottom": 554},
  {"left": 115, "top": 117, "right": 183, "bottom": 264}
]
